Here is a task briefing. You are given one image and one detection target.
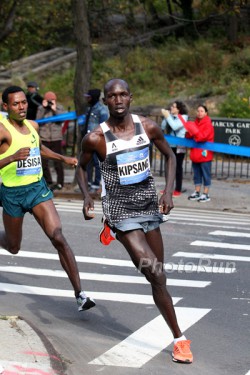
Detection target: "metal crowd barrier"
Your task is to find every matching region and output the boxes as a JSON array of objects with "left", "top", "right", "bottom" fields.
[
  {"left": 151, "top": 146, "right": 250, "bottom": 179},
  {"left": 149, "top": 114, "right": 250, "bottom": 180}
]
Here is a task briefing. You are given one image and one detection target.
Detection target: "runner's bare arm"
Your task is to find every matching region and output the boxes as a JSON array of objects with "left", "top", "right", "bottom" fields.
[
  {"left": 142, "top": 116, "right": 176, "bottom": 214},
  {"left": 75, "top": 132, "right": 101, "bottom": 220},
  {"left": 29, "top": 120, "right": 78, "bottom": 166}
]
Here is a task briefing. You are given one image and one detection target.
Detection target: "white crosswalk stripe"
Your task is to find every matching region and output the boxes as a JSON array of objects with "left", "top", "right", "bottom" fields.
[
  {"left": 89, "top": 307, "right": 210, "bottom": 368},
  {"left": 0, "top": 263, "right": 210, "bottom": 287},
  {"left": 54, "top": 199, "right": 250, "bottom": 229},
  {"left": 191, "top": 240, "right": 250, "bottom": 251},
  {"left": 1, "top": 199, "right": 249, "bottom": 368},
  {"left": 173, "top": 251, "right": 250, "bottom": 262},
  {"left": 1, "top": 200, "right": 248, "bottom": 301},
  {"left": 209, "top": 230, "right": 250, "bottom": 238}
]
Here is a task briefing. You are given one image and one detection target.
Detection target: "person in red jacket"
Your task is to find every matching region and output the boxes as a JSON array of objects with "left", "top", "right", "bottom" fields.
[{"left": 184, "top": 105, "right": 214, "bottom": 202}]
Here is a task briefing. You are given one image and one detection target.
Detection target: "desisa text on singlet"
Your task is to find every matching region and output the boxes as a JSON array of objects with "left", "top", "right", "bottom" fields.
[{"left": 16, "top": 147, "right": 42, "bottom": 176}]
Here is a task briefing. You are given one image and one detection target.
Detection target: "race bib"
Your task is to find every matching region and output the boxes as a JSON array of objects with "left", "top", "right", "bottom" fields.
[
  {"left": 116, "top": 147, "right": 150, "bottom": 185},
  {"left": 16, "top": 147, "right": 42, "bottom": 176}
]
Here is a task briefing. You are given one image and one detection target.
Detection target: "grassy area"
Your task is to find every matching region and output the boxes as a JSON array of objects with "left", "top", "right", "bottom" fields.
[{"left": 44, "top": 37, "right": 250, "bottom": 117}]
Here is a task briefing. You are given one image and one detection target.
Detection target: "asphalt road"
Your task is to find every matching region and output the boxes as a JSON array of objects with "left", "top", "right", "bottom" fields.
[{"left": 0, "top": 199, "right": 249, "bottom": 375}]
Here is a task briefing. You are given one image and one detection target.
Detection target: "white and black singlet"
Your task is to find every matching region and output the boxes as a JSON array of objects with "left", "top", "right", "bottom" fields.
[{"left": 100, "top": 114, "right": 161, "bottom": 227}]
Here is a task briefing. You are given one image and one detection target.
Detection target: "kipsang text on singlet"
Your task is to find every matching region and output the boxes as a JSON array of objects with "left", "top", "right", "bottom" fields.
[{"left": 118, "top": 159, "right": 149, "bottom": 176}]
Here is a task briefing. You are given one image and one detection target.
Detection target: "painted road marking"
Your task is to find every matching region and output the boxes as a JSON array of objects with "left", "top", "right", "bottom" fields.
[
  {"left": 0, "top": 249, "right": 233, "bottom": 273},
  {"left": 209, "top": 230, "right": 250, "bottom": 238},
  {"left": 89, "top": 307, "right": 210, "bottom": 368},
  {"left": 0, "top": 282, "right": 181, "bottom": 305},
  {"left": 53, "top": 200, "right": 250, "bottom": 228},
  {"left": 0, "top": 266, "right": 210, "bottom": 288},
  {"left": 191, "top": 240, "right": 250, "bottom": 251},
  {"left": 0, "top": 249, "right": 134, "bottom": 267},
  {"left": 174, "top": 251, "right": 250, "bottom": 262},
  {"left": 167, "top": 221, "right": 250, "bottom": 230},
  {"left": 0, "top": 361, "right": 56, "bottom": 375}
]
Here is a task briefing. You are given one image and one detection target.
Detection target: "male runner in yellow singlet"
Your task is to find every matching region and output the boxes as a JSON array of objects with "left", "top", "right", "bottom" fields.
[{"left": 0, "top": 86, "right": 95, "bottom": 312}]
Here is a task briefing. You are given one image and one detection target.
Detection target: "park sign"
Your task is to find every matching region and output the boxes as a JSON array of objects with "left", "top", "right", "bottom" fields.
[{"left": 211, "top": 117, "right": 250, "bottom": 147}]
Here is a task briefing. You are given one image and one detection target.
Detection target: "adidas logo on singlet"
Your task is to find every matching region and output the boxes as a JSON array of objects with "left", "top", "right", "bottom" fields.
[
  {"left": 112, "top": 142, "right": 118, "bottom": 151},
  {"left": 136, "top": 136, "right": 146, "bottom": 146}
]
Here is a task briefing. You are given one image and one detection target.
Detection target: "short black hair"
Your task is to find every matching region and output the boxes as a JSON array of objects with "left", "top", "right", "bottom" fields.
[
  {"left": 2, "top": 86, "right": 25, "bottom": 104},
  {"left": 198, "top": 104, "right": 208, "bottom": 113},
  {"left": 104, "top": 78, "right": 130, "bottom": 97}
]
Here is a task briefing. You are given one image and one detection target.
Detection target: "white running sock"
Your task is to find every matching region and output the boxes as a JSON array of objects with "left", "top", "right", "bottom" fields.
[
  {"left": 174, "top": 335, "right": 186, "bottom": 344},
  {"left": 79, "top": 291, "right": 87, "bottom": 299}
]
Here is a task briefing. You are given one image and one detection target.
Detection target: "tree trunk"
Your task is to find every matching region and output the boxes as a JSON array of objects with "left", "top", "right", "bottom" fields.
[
  {"left": 173, "top": 0, "right": 195, "bottom": 37},
  {"left": 71, "top": 0, "right": 92, "bottom": 158},
  {"left": 72, "top": 0, "right": 92, "bottom": 116},
  {"left": 227, "top": 1, "right": 238, "bottom": 43}
]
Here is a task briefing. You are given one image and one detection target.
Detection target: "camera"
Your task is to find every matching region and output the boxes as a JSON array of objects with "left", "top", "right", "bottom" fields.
[{"left": 46, "top": 100, "right": 53, "bottom": 109}]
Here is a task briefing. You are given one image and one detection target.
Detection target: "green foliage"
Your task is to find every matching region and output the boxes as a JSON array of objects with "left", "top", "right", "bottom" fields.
[
  {"left": 38, "top": 37, "right": 250, "bottom": 118},
  {"left": 0, "top": 0, "right": 73, "bottom": 64},
  {"left": 1, "top": 1, "right": 249, "bottom": 118},
  {"left": 218, "top": 83, "right": 250, "bottom": 118},
  {"left": 91, "top": 39, "right": 226, "bottom": 105},
  {"left": 230, "top": 48, "right": 250, "bottom": 76}
]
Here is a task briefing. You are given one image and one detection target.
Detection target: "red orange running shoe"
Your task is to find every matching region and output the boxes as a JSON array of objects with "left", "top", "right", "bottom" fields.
[
  {"left": 172, "top": 340, "right": 193, "bottom": 363},
  {"left": 99, "top": 221, "right": 115, "bottom": 246},
  {"left": 173, "top": 190, "right": 181, "bottom": 197}
]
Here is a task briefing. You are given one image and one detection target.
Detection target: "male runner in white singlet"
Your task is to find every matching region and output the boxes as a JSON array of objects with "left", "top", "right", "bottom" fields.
[{"left": 76, "top": 78, "right": 193, "bottom": 363}]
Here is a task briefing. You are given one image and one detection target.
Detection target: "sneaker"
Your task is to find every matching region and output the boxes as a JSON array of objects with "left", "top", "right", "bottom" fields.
[
  {"left": 173, "top": 190, "right": 181, "bottom": 197},
  {"left": 198, "top": 193, "right": 210, "bottom": 202},
  {"left": 172, "top": 340, "right": 193, "bottom": 364},
  {"left": 77, "top": 292, "right": 96, "bottom": 312},
  {"left": 188, "top": 191, "right": 200, "bottom": 201},
  {"left": 50, "top": 183, "right": 63, "bottom": 191},
  {"left": 91, "top": 184, "right": 100, "bottom": 190},
  {"left": 99, "top": 221, "right": 115, "bottom": 246}
]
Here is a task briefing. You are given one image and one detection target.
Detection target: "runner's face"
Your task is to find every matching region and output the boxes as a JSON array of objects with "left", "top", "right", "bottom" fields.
[
  {"left": 4, "top": 91, "right": 28, "bottom": 121},
  {"left": 104, "top": 82, "right": 132, "bottom": 118}
]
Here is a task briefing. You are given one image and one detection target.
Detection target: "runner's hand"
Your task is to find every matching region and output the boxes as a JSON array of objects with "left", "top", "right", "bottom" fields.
[
  {"left": 83, "top": 197, "right": 95, "bottom": 220},
  {"left": 12, "top": 147, "right": 30, "bottom": 161}
]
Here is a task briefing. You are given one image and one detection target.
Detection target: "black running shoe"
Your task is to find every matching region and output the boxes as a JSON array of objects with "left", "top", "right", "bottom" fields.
[
  {"left": 77, "top": 292, "right": 96, "bottom": 312},
  {"left": 188, "top": 191, "right": 200, "bottom": 201}
]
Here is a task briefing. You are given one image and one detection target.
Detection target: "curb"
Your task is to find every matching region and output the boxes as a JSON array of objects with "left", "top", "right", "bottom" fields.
[{"left": 0, "top": 315, "right": 66, "bottom": 375}]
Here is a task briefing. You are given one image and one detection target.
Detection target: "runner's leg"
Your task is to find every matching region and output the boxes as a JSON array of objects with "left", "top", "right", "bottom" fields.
[
  {"left": 32, "top": 199, "right": 81, "bottom": 296},
  {"left": 0, "top": 212, "right": 23, "bottom": 254},
  {"left": 117, "top": 228, "right": 182, "bottom": 338}
]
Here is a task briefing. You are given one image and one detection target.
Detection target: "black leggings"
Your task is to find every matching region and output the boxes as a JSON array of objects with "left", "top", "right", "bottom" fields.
[{"left": 172, "top": 147, "right": 185, "bottom": 192}]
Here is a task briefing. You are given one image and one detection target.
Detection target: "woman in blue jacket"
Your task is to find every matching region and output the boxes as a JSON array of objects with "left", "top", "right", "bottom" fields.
[{"left": 161, "top": 101, "right": 188, "bottom": 197}]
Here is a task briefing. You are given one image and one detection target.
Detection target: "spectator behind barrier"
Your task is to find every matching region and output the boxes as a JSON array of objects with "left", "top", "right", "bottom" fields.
[
  {"left": 26, "top": 81, "right": 43, "bottom": 120},
  {"left": 36, "top": 91, "right": 66, "bottom": 191}
]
